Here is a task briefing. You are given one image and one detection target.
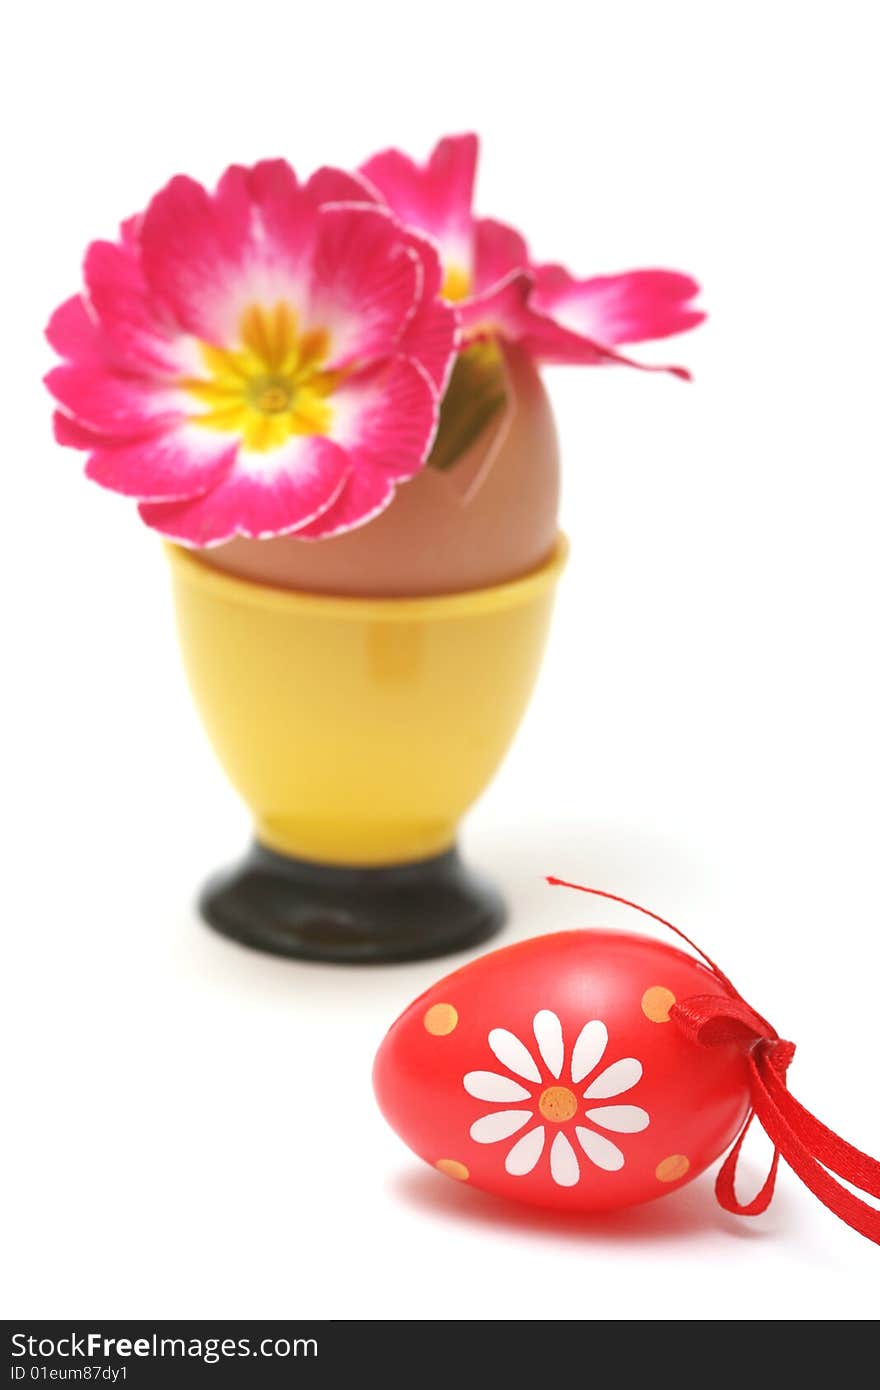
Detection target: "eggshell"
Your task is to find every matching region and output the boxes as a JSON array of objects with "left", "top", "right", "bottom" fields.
[
  {"left": 373, "top": 930, "right": 752, "bottom": 1213},
  {"left": 199, "top": 344, "right": 559, "bottom": 597}
]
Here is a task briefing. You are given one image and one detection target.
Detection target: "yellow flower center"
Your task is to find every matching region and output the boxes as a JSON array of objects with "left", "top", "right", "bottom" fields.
[
  {"left": 441, "top": 264, "right": 471, "bottom": 302},
  {"left": 181, "top": 303, "right": 338, "bottom": 452},
  {"left": 249, "top": 378, "right": 294, "bottom": 414},
  {"left": 538, "top": 1086, "right": 578, "bottom": 1123}
]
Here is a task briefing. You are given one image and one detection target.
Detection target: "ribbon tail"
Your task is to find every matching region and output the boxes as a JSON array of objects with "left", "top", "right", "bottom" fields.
[
  {"left": 758, "top": 1058, "right": 880, "bottom": 1200},
  {"left": 749, "top": 1050, "right": 880, "bottom": 1247}
]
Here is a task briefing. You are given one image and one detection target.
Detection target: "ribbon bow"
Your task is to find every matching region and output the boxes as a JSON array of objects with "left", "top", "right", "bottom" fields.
[{"left": 547, "top": 878, "right": 880, "bottom": 1246}]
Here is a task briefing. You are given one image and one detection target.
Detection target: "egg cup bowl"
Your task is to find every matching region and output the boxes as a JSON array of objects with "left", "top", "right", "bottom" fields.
[{"left": 166, "top": 535, "right": 568, "bottom": 963}]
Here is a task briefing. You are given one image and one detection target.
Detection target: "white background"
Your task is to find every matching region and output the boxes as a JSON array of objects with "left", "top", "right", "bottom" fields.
[{"left": 3, "top": 0, "right": 879, "bottom": 1323}]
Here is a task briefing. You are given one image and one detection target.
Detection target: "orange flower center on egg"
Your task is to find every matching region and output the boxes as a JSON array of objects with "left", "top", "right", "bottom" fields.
[
  {"left": 538, "top": 1085, "right": 578, "bottom": 1123},
  {"left": 181, "top": 303, "right": 340, "bottom": 452}
]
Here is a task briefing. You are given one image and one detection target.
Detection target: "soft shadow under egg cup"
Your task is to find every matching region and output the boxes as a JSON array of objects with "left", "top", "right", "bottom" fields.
[{"left": 166, "top": 536, "right": 567, "bottom": 963}]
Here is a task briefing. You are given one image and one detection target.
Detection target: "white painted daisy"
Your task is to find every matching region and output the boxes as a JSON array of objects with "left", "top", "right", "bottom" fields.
[{"left": 463, "top": 1010, "right": 649, "bottom": 1187}]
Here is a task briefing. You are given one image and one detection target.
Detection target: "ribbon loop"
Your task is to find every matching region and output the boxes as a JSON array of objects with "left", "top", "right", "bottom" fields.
[
  {"left": 715, "top": 1108, "right": 783, "bottom": 1216},
  {"left": 669, "top": 993, "right": 777, "bottom": 1049},
  {"left": 546, "top": 876, "right": 880, "bottom": 1247}
]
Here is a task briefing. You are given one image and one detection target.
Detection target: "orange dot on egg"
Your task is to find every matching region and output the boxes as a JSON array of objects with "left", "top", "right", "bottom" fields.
[
  {"left": 656, "top": 1154, "right": 690, "bottom": 1183},
  {"left": 423, "top": 1003, "right": 458, "bottom": 1036},
  {"left": 642, "top": 985, "right": 676, "bottom": 1023},
  {"left": 435, "top": 1159, "right": 469, "bottom": 1182}
]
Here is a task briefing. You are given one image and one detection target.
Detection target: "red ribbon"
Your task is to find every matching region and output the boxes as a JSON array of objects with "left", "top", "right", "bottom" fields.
[{"left": 547, "top": 877, "right": 880, "bottom": 1246}]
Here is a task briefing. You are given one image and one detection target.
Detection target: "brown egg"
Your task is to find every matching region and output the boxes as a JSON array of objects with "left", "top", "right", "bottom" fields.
[{"left": 200, "top": 343, "right": 560, "bottom": 597}]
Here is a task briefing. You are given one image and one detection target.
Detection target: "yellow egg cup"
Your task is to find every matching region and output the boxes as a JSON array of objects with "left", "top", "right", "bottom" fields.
[{"left": 166, "top": 535, "right": 567, "bottom": 962}]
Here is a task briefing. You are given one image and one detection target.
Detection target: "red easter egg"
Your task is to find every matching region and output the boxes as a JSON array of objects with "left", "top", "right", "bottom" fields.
[{"left": 374, "top": 930, "right": 753, "bottom": 1212}]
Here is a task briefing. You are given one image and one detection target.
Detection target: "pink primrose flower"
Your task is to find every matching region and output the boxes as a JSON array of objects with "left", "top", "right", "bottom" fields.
[
  {"left": 358, "top": 133, "right": 704, "bottom": 378},
  {"left": 46, "top": 161, "right": 457, "bottom": 545}
]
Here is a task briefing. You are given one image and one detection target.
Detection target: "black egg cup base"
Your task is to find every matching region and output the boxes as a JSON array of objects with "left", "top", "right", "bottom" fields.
[{"left": 198, "top": 842, "right": 507, "bottom": 964}]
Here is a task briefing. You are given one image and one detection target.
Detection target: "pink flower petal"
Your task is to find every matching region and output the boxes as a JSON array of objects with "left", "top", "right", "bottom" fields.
[
  {"left": 296, "top": 355, "right": 439, "bottom": 538},
  {"left": 474, "top": 217, "right": 530, "bottom": 294},
  {"left": 305, "top": 165, "right": 379, "bottom": 206},
  {"left": 460, "top": 269, "right": 612, "bottom": 360},
  {"left": 532, "top": 265, "right": 705, "bottom": 345},
  {"left": 307, "top": 204, "right": 421, "bottom": 369},
  {"left": 519, "top": 315, "right": 694, "bottom": 378},
  {"left": 359, "top": 133, "right": 478, "bottom": 279},
  {"left": 85, "top": 424, "right": 238, "bottom": 501},
  {"left": 139, "top": 434, "right": 350, "bottom": 546},
  {"left": 45, "top": 296, "right": 104, "bottom": 366},
  {"left": 138, "top": 174, "right": 240, "bottom": 340},
  {"left": 457, "top": 270, "right": 537, "bottom": 343},
  {"left": 460, "top": 271, "right": 693, "bottom": 378},
  {"left": 45, "top": 364, "right": 183, "bottom": 434},
  {"left": 294, "top": 464, "right": 395, "bottom": 540},
  {"left": 393, "top": 229, "right": 458, "bottom": 392},
  {"left": 398, "top": 295, "right": 458, "bottom": 394},
  {"left": 139, "top": 171, "right": 296, "bottom": 344},
  {"left": 218, "top": 160, "right": 315, "bottom": 285},
  {"left": 54, "top": 411, "right": 102, "bottom": 449},
  {"left": 330, "top": 356, "right": 438, "bottom": 481},
  {"left": 139, "top": 162, "right": 389, "bottom": 353},
  {"left": 119, "top": 213, "right": 143, "bottom": 251},
  {"left": 53, "top": 410, "right": 143, "bottom": 450},
  {"left": 84, "top": 239, "right": 181, "bottom": 374},
  {"left": 404, "top": 228, "right": 444, "bottom": 301}
]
